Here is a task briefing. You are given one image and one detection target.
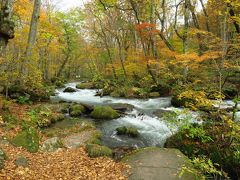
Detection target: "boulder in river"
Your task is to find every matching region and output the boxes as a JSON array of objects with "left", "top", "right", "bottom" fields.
[
  {"left": 76, "top": 82, "right": 95, "bottom": 89},
  {"left": 69, "top": 104, "right": 86, "bottom": 117},
  {"left": 90, "top": 106, "right": 120, "bottom": 120},
  {"left": 116, "top": 126, "right": 139, "bottom": 138},
  {"left": 63, "top": 87, "right": 76, "bottom": 93},
  {"left": 80, "top": 103, "right": 94, "bottom": 113},
  {"left": 106, "top": 103, "right": 134, "bottom": 112},
  {"left": 149, "top": 92, "right": 160, "bottom": 98},
  {"left": 153, "top": 109, "right": 177, "bottom": 118}
]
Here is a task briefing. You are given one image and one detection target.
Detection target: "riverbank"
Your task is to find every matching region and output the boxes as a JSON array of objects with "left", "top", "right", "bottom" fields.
[
  {"left": 0, "top": 95, "right": 130, "bottom": 179},
  {"left": 1, "top": 81, "right": 240, "bottom": 179}
]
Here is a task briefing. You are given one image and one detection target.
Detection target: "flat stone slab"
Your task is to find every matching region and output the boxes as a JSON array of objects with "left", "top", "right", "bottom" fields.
[
  {"left": 123, "top": 148, "right": 197, "bottom": 180},
  {"left": 62, "top": 131, "right": 95, "bottom": 149}
]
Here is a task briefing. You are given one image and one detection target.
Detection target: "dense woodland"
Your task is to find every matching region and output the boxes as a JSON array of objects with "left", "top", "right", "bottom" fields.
[{"left": 0, "top": 0, "right": 240, "bottom": 179}]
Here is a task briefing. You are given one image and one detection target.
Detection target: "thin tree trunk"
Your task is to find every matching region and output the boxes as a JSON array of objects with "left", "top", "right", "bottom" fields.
[
  {"left": 116, "top": 37, "right": 127, "bottom": 77},
  {"left": 25, "top": 0, "right": 41, "bottom": 58},
  {"left": 57, "top": 52, "right": 70, "bottom": 77},
  {"left": 199, "top": 0, "right": 210, "bottom": 32}
]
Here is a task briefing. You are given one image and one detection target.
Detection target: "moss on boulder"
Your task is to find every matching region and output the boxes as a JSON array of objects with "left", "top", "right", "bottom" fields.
[
  {"left": 69, "top": 104, "right": 85, "bottom": 117},
  {"left": 86, "top": 144, "right": 112, "bottom": 157},
  {"left": 149, "top": 92, "right": 160, "bottom": 98},
  {"left": 76, "top": 82, "right": 95, "bottom": 89},
  {"left": 90, "top": 106, "right": 120, "bottom": 120},
  {"left": 116, "top": 126, "right": 140, "bottom": 137},
  {"left": 63, "top": 87, "right": 76, "bottom": 93}
]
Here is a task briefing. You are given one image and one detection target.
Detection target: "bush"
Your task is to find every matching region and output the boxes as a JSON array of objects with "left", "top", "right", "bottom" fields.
[{"left": 172, "top": 90, "right": 213, "bottom": 110}]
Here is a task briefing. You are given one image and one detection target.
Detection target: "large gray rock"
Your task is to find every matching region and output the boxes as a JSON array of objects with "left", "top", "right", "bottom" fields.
[
  {"left": 62, "top": 131, "right": 95, "bottom": 149},
  {"left": 123, "top": 148, "right": 198, "bottom": 180},
  {"left": 40, "top": 137, "right": 62, "bottom": 152}
]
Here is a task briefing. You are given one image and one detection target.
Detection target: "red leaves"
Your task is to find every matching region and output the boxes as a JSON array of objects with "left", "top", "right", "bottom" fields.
[{"left": 135, "top": 22, "right": 160, "bottom": 39}]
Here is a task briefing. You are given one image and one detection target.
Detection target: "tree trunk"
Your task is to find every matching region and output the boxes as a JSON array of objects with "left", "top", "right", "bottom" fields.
[
  {"left": 25, "top": 0, "right": 41, "bottom": 59},
  {"left": 199, "top": 0, "right": 210, "bottom": 32}
]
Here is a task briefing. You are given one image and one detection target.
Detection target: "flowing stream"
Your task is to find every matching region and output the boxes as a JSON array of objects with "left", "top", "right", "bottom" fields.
[{"left": 52, "top": 82, "right": 237, "bottom": 148}]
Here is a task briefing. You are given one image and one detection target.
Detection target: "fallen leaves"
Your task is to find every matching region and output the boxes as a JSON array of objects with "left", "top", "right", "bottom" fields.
[{"left": 0, "top": 144, "right": 130, "bottom": 180}]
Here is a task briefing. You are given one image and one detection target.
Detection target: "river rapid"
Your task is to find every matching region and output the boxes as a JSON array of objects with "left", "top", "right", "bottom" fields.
[{"left": 52, "top": 82, "right": 238, "bottom": 148}]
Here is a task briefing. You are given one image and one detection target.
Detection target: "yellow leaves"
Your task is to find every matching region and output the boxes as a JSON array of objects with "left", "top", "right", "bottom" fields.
[
  {"left": 178, "top": 90, "right": 213, "bottom": 110},
  {"left": 14, "top": 0, "right": 33, "bottom": 22}
]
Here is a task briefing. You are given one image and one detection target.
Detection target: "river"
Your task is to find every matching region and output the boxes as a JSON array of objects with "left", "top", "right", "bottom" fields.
[{"left": 52, "top": 82, "right": 238, "bottom": 148}]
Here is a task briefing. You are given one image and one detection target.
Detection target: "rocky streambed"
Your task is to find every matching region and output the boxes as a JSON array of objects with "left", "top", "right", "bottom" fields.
[{"left": 51, "top": 82, "right": 211, "bottom": 149}]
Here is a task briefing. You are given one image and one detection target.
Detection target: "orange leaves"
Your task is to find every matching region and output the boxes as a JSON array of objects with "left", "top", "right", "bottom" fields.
[
  {"left": 0, "top": 145, "right": 129, "bottom": 180},
  {"left": 135, "top": 22, "right": 157, "bottom": 31},
  {"left": 174, "top": 51, "right": 221, "bottom": 66},
  {"left": 135, "top": 22, "right": 160, "bottom": 39}
]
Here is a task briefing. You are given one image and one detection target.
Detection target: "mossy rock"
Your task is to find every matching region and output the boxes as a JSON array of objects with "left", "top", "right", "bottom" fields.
[
  {"left": 76, "top": 82, "right": 95, "bottom": 89},
  {"left": 61, "top": 104, "right": 70, "bottom": 113},
  {"left": 149, "top": 92, "right": 160, "bottom": 98},
  {"left": 116, "top": 126, "right": 140, "bottom": 137},
  {"left": 0, "top": 149, "right": 7, "bottom": 160},
  {"left": 50, "top": 114, "right": 65, "bottom": 123},
  {"left": 110, "top": 91, "right": 121, "bottom": 97},
  {"left": 55, "top": 81, "right": 65, "bottom": 88},
  {"left": 15, "top": 156, "right": 28, "bottom": 167},
  {"left": 85, "top": 131, "right": 102, "bottom": 145},
  {"left": 63, "top": 87, "right": 76, "bottom": 93},
  {"left": 86, "top": 144, "right": 112, "bottom": 157},
  {"left": 69, "top": 104, "right": 86, "bottom": 117},
  {"left": 90, "top": 106, "right": 120, "bottom": 120},
  {"left": 110, "top": 87, "right": 128, "bottom": 98},
  {"left": 11, "top": 128, "right": 39, "bottom": 153}
]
